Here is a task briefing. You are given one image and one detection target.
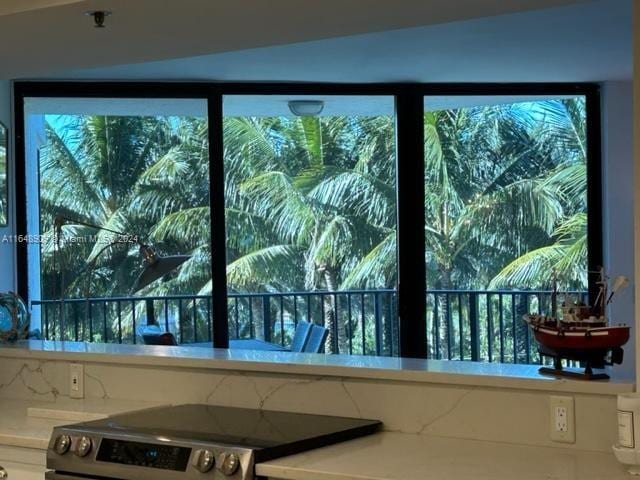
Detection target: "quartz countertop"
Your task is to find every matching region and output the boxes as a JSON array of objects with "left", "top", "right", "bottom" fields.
[
  {"left": 0, "top": 398, "right": 162, "bottom": 449},
  {"left": 0, "top": 398, "right": 629, "bottom": 479},
  {"left": 257, "top": 432, "right": 631, "bottom": 480},
  {"left": 0, "top": 340, "right": 633, "bottom": 395}
]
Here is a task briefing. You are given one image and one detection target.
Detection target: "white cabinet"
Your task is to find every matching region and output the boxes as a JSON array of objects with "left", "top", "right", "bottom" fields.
[{"left": 0, "top": 445, "right": 46, "bottom": 480}]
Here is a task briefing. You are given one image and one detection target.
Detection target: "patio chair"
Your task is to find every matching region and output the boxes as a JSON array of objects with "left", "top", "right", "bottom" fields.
[
  {"left": 290, "top": 320, "right": 313, "bottom": 352},
  {"left": 303, "top": 324, "right": 329, "bottom": 353},
  {"left": 135, "top": 324, "right": 162, "bottom": 344}
]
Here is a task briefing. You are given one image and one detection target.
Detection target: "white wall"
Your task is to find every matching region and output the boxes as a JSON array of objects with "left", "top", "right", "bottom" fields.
[
  {"left": 602, "top": 81, "right": 635, "bottom": 379},
  {"left": 0, "top": 80, "right": 14, "bottom": 292}
]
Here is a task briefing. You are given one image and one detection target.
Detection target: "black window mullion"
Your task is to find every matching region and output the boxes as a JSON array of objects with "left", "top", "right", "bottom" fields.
[
  {"left": 585, "top": 87, "right": 603, "bottom": 304},
  {"left": 395, "top": 87, "right": 427, "bottom": 358},
  {"left": 208, "top": 90, "right": 230, "bottom": 348},
  {"left": 14, "top": 83, "right": 28, "bottom": 302}
]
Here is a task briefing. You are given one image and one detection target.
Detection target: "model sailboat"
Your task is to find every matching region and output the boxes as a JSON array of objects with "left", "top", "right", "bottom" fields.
[{"left": 523, "top": 269, "right": 630, "bottom": 380}]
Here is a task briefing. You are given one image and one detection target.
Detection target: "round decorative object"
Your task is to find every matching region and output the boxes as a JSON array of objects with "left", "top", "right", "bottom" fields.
[{"left": 0, "top": 292, "right": 29, "bottom": 343}]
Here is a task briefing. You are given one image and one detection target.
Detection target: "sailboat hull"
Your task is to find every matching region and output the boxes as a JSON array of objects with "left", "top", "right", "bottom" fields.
[{"left": 524, "top": 315, "right": 630, "bottom": 367}]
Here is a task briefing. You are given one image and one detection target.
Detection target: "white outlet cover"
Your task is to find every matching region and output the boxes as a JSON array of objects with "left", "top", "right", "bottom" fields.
[
  {"left": 70, "top": 363, "right": 85, "bottom": 399},
  {"left": 550, "top": 395, "right": 575, "bottom": 443}
]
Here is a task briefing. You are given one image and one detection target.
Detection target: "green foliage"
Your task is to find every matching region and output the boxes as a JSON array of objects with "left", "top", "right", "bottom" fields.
[
  {"left": 38, "top": 97, "right": 588, "bottom": 353},
  {"left": 424, "top": 98, "right": 587, "bottom": 290},
  {"left": 40, "top": 114, "right": 211, "bottom": 300}
]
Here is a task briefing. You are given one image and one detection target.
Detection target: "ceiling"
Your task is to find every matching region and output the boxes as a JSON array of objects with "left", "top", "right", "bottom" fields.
[
  {"left": 0, "top": 0, "right": 82, "bottom": 16},
  {"left": 53, "top": 0, "right": 631, "bottom": 84},
  {"left": 1, "top": 0, "right": 598, "bottom": 80}
]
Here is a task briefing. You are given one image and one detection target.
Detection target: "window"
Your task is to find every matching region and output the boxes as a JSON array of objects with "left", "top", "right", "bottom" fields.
[
  {"left": 23, "top": 97, "right": 212, "bottom": 345},
  {"left": 14, "top": 83, "right": 601, "bottom": 363},
  {"left": 424, "top": 94, "right": 591, "bottom": 363},
  {"left": 222, "top": 95, "right": 399, "bottom": 355}
]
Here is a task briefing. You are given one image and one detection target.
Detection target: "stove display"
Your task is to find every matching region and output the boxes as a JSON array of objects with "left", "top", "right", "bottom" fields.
[{"left": 96, "top": 438, "right": 192, "bottom": 471}]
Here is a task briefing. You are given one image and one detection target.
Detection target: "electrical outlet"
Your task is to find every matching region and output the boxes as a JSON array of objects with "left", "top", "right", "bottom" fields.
[
  {"left": 550, "top": 396, "right": 575, "bottom": 443},
  {"left": 70, "top": 363, "right": 84, "bottom": 399}
]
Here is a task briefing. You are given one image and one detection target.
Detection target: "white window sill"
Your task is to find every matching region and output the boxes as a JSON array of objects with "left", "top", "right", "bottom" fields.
[{"left": 0, "top": 340, "right": 633, "bottom": 395}]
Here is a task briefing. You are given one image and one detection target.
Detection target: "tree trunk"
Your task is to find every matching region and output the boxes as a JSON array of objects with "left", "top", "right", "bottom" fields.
[
  {"left": 251, "top": 297, "right": 264, "bottom": 340},
  {"left": 322, "top": 268, "right": 339, "bottom": 354},
  {"left": 437, "top": 266, "right": 453, "bottom": 359}
]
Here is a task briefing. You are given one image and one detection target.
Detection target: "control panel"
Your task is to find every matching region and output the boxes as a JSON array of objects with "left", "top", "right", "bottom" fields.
[
  {"left": 49, "top": 433, "right": 248, "bottom": 478},
  {"left": 96, "top": 438, "right": 192, "bottom": 471}
]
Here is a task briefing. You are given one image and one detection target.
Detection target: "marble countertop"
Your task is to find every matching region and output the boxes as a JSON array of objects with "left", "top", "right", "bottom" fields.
[
  {"left": 0, "top": 340, "right": 633, "bottom": 395},
  {"left": 0, "top": 398, "right": 162, "bottom": 449},
  {"left": 0, "top": 398, "right": 630, "bottom": 479},
  {"left": 257, "top": 432, "right": 631, "bottom": 480}
]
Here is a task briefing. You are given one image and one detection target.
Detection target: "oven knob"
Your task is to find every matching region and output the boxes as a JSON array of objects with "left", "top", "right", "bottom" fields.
[
  {"left": 192, "top": 449, "right": 215, "bottom": 473},
  {"left": 54, "top": 435, "right": 72, "bottom": 455},
  {"left": 217, "top": 452, "right": 240, "bottom": 476},
  {"left": 74, "top": 436, "right": 92, "bottom": 457}
]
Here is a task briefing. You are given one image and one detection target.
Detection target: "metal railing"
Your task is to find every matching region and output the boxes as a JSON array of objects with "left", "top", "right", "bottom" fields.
[
  {"left": 31, "top": 289, "right": 586, "bottom": 363},
  {"left": 426, "top": 289, "right": 586, "bottom": 364}
]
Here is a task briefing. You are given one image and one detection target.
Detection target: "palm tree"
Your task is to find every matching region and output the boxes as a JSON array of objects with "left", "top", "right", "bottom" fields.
[
  {"left": 422, "top": 98, "right": 587, "bottom": 291},
  {"left": 487, "top": 99, "right": 588, "bottom": 290},
  {"left": 39, "top": 114, "right": 210, "bottom": 339},
  {"left": 221, "top": 115, "right": 397, "bottom": 352},
  {"left": 420, "top": 98, "right": 587, "bottom": 360},
  {"left": 37, "top": 97, "right": 588, "bottom": 355}
]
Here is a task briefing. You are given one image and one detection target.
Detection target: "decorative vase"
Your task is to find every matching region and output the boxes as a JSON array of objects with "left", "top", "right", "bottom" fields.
[{"left": 0, "top": 291, "right": 29, "bottom": 343}]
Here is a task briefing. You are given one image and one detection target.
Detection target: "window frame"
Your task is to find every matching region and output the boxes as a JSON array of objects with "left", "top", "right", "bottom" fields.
[{"left": 13, "top": 81, "right": 602, "bottom": 359}]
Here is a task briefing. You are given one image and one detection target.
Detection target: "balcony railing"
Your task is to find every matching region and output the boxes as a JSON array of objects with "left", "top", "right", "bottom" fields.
[{"left": 31, "top": 289, "right": 586, "bottom": 363}]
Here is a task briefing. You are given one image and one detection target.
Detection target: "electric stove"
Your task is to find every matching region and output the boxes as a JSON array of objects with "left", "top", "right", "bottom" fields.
[{"left": 45, "top": 404, "right": 382, "bottom": 480}]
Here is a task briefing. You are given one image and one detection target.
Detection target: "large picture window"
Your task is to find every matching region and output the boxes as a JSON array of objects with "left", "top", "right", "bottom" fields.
[
  {"left": 423, "top": 95, "right": 590, "bottom": 363},
  {"left": 14, "top": 83, "right": 601, "bottom": 363},
  {"left": 222, "top": 95, "right": 398, "bottom": 355},
  {"left": 23, "top": 97, "right": 212, "bottom": 345}
]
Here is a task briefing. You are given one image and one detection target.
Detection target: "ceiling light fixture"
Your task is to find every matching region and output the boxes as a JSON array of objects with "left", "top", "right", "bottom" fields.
[
  {"left": 85, "top": 10, "right": 112, "bottom": 28},
  {"left": 288, "top": 100, "right": 325, "bottom": 117}
]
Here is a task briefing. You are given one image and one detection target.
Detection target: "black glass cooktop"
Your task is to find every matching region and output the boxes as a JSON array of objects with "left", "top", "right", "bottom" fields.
[{"left": 71, "top": 404, "right": 381, "bottom": 462}]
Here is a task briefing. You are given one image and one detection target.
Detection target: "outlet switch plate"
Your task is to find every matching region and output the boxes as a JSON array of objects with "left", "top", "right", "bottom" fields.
[
  {"left": 70, "top": 363, "right": 84, "bottom": 399},
  {"left": 550, "top": 395, "right": 575, "bottom": 443}
]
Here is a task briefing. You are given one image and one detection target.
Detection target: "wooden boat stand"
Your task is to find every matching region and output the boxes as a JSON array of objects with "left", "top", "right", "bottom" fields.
[{"left": 538, "top": 353, "right": 610, "bottom": 381}]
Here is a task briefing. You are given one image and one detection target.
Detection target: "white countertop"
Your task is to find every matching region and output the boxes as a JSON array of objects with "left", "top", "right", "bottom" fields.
[
  {"left": 0, "top": 340, "right": 633, "bottom": 395},
  {"left": 0, "top": 398, "right": 630, "bottom": 479},
  {"left": 0, "top": 398, "right": 161, "bottom": 449},
  {"left": 257, "top": 433, "right": 631, "bottom": 480}
]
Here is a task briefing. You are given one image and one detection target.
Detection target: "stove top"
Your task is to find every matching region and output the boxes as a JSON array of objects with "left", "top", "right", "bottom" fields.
[
  {"left": 76, "top": 404, "right": 379, "bottom": 452},
  {"left": 46, "top": 404, "right": 382, "bottom": 480}
]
